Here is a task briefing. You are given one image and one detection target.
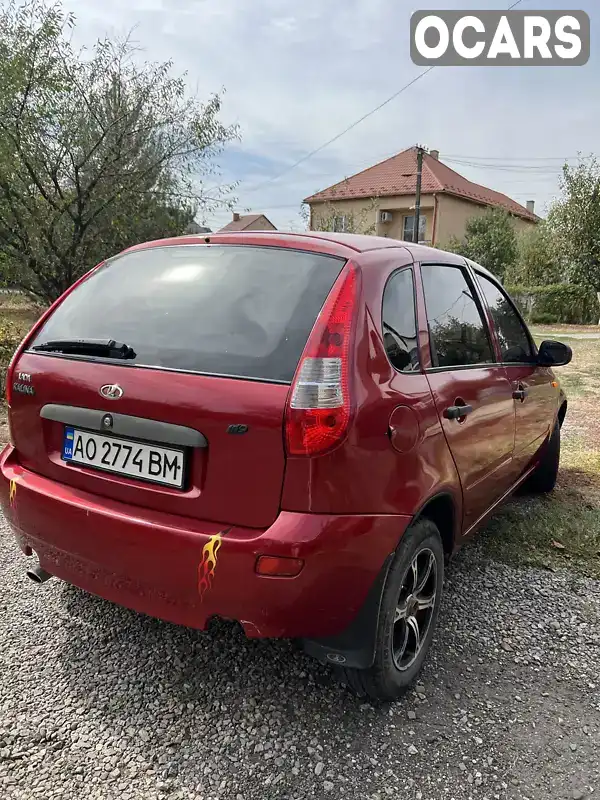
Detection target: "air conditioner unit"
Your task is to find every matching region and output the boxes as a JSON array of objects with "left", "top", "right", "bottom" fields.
[{"left": 379, "top": 211, "right": 393, "bottom": 223}]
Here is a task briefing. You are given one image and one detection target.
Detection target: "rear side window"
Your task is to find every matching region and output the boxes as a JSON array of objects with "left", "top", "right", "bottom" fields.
[
  {"left": 382, "top": 269, "right": 420, "bottom": 372},
  {"left": 476, "top": 273, "right": 534, "bottom": 363},
  {"left": 31, "top": 245, "right": 345, "bottom": 382},
  {"left": 421, "top": 264, "right": 494, "bottom": 368}
]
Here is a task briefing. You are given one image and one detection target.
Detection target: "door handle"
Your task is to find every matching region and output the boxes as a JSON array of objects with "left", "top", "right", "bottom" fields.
[
  {"left": 444, "top": 404, "right": 473, "bottom": 421},
  {"left": 512, "top": 385, "right": 528, "bottom": 402}
]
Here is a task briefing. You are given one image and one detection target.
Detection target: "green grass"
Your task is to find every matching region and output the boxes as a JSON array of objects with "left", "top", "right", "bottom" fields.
[
  {"left": 480, "top": 488, "right": 600, "bottom": 579},
  {"left": 479, "top": 335, "right": 600, "bottom": 578},
  {"left": 560, "top": 373, "right": 587, "bottom": 397}
]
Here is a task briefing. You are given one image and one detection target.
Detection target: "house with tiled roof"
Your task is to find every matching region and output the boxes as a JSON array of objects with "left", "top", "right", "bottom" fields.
[
  {"left": 304, "top": 147, "right": 538, "bottom": 246},
  {"left": 185, "top": 221, "right": 212, "bottom": 234},
  {"left": 219, "top": 212, "right": 276, "bottom": 232}
]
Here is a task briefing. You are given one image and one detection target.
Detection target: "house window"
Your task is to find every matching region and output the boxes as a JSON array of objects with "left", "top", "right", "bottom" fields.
[
  {"left": 332, "top": 215, "right": 349, "bottom": 233},
  {"left": 403, "top": 215, "right": 426, "bottom": 243}
]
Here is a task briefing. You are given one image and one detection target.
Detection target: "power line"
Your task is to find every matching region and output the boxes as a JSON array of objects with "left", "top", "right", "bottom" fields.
[
  {"left": 309, "top": 150, "right": 578, "bottom": 180},
  {"left": 444, "top": 156, "right": 563, "bottom": 167},
  {"left": 239, "top": 168, "right": 564, "bottom": 211},
  {"left": 242, "top": 0, "right": 526, "bottom": 193},
  {"left": 233, "top": 155, "right": 571, "bottom": 199},
  {"left": 443, "top": 154, "right": 579, "bottom": 162},
  {"left": 208, "top": 151, "right": 574, "bottom": 202},
  {"left": 304, "top": 153, "right": 576, "bottom": 181},
  {"left": 442, "top": 157, "right": 564, "bottom": 174},
  {"left": 445, "top": 161, "right": 564, "bottom": 171},
  {"left": 243, "top": 68, "right": 435, "bottom": 195}
]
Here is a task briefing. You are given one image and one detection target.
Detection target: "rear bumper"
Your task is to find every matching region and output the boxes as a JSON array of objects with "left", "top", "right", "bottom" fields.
[{"left": 1, "top": 446, "right": 410, "bottom": 639}]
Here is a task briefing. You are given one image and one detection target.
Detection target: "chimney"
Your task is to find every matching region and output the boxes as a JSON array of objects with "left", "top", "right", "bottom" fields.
[
  {"left": 526, "top": 200, "right": 535, "bottom": 214},
  {"left": 429, "top": 149, "right": 439, "bottom": 160},
  {"left": 233, "top": 212, "right": 241, "bottom": 222}
]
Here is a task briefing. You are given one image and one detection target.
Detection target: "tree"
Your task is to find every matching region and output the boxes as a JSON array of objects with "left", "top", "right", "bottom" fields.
[
  {"left": 0, "top": 0, "right": 238, "bottom": 302},
  {"left": 505, "top": 223, "right": 563, "bottom": 286},
  {"left": 547, "top": 156, "right": 600, "bottom": 292},
  {"left": 446, "top": 208, "right": 518, "bottom": 280}
]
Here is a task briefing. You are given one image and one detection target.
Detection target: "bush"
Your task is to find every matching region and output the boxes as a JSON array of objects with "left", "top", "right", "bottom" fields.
[
  {"left": 529, "top": 312, "right": 560, "bottom": 325},
  {"left": 507, "top": 223, "right": 564, "bottom": 287},
  {"left": 506, "top": 284, "right": 600, "bottom": 325},
  {"left": 447, "top": 209, "right": 517, "bottom": 280}
]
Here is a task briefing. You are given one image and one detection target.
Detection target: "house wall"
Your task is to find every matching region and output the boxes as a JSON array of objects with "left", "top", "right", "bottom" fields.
[
  {"left": 309, "top": 195, "right": 435, "bottom": 243},
  {"left": 434, "top": 195, "right": 536, "bottom": 247},
  {"left": 376, "top": 195, "right": 435, "bottom": 242},
  {"left": 309, "top": 193, "right": 536, "bottom": 247},
  {"left": 309, "top": 198, "right": 379, "bottom": 235}
]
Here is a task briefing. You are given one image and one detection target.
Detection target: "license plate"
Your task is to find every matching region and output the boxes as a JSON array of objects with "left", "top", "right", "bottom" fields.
[{"left": 62, "top": 427, "right": 185, "bottom": 489}]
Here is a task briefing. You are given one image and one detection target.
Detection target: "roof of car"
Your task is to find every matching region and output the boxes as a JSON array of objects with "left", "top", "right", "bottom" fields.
[
  {"left": 150, "top": 230, "right": 409, "bottom": 254},
  {"left": 125, "top": 230, "right": 497, "bottom": 280},
  {"left": 131, "top": 230, "right": 444, "bottom": 255}
]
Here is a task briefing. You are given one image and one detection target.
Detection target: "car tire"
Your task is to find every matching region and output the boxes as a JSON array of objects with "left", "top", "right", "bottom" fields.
[
  {"left": 340, "top": 518, "right": 444, "bottom": 702},
  {"left": 524, "top": 420, "right": 560, "bottom": 494}
]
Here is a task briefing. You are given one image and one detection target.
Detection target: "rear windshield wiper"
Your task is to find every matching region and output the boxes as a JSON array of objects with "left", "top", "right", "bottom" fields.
[{"left": 32, "top": 338, "right": 136, "bottom": 359}]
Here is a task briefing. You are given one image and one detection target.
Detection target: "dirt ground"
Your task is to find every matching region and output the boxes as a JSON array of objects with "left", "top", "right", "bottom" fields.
[{"left": 1, "top": 518, "right": 598, "bottom": 800}]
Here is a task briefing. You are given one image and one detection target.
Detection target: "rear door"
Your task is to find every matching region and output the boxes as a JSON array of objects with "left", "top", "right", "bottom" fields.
[
  {"left": 473, "top": 270, "right": 558, "bottom": 474},
  {"left": 419, "top": 262, "right": 516, "bottom": 532},
  {"left": 11, "top": 244, "right": 345, "bottom": 529}
]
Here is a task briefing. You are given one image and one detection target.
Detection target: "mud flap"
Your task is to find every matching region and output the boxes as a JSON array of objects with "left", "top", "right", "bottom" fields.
[{"left": 301, "top": 553, "right": 393, "bottom": 669}]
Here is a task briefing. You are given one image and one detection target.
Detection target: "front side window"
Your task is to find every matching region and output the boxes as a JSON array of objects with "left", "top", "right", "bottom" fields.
[
  {"left": 421, "top": 264, "right": 494, "bottom": 368},
  {"left": 382, "top": 269, "right": 420, "bottom": 372},
  {"left": 403, "top": 215, "right": 426, "bottom": 243},
  {"left": 476, "top": 273, "right": 534, "bottom": 364}
]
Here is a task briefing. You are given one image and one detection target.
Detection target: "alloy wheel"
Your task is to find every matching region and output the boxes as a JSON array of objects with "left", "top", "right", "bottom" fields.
[{"left": 392, "top": 547, "right": 438, "bottom": 671}]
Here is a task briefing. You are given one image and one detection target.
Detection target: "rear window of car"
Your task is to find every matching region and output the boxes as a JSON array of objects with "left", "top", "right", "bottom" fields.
[{"left": 30, "top": 245, "right": 345, "bottom": 383}]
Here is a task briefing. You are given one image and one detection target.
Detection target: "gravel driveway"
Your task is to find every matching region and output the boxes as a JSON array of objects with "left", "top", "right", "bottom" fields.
[{"left": 1, "top": 517, "right": 598, "bottom": 800}]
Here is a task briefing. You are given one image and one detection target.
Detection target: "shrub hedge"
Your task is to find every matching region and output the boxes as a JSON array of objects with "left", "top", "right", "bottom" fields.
[{"left": 506, "top": 284, "right": 600, "bottom": 325}]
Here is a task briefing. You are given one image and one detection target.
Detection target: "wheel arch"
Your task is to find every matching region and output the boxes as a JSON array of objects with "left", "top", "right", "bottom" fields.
[
  {"left": 412, "top": 491, "right": 458, "bottom": 558},
  {"left": 558, "top": 398, "right": 567, "bottom": 427},
  {"left": 302, "top": 491, "right": 461, "bottom": 671}
]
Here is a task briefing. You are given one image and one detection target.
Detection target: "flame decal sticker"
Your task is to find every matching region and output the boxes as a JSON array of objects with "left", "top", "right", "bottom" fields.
[
  {"left": 9, "top": 479, "right": 17, "bottom": 507},
  {"left": 198, "top": 530, "right": 229, "bottom": 600}
]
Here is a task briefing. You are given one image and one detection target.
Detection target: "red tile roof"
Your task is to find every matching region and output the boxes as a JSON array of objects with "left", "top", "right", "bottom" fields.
[
  {"left": 219, "top": 214, "right": 272, "bottom": 232},
  {"left": 304, "top": 147, "right": 538, "bottom": 222}
]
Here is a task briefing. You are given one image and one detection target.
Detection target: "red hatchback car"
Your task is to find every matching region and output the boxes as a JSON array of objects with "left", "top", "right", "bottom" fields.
[{"left": 1, "top": 231, "right": 571, "bottom": 700}]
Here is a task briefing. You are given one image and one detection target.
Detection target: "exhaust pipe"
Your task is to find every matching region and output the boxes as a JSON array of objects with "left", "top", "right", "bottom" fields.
[{"left": 26, "top": 563, "right": 53, "bottom": 584}]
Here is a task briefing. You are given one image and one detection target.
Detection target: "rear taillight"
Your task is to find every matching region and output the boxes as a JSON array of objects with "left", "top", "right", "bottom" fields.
[{"left": 285, "top": 263, "right": 358, "bottom": 457}]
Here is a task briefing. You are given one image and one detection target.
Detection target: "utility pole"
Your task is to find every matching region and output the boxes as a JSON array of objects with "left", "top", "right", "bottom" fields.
[{"left": 412, "top": 145, "right": 424, "bottom": 244}]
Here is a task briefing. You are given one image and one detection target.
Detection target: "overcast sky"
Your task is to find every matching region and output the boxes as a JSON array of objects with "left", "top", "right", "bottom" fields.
[{"left": 67, "top": 0, "right": 598, "bottom": 232}]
